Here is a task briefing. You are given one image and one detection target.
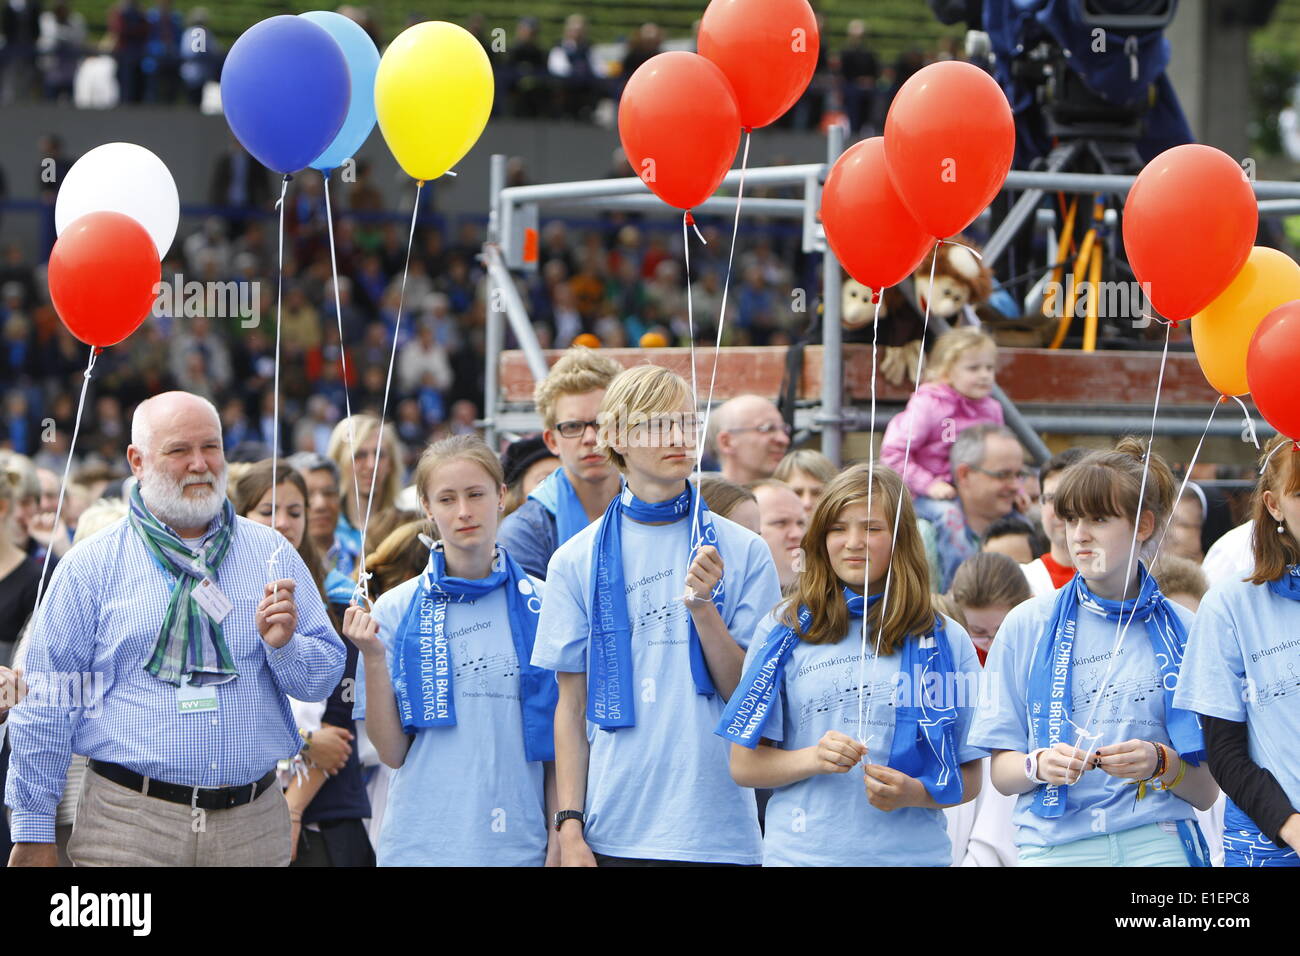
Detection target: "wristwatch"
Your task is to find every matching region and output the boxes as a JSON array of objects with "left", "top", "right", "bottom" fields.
[
  {"left": 553, "top": 809, "right": 585, "bottom": 832},
  {"left": 1024, "top": 748, "right": 1048, "bottom": 784}
]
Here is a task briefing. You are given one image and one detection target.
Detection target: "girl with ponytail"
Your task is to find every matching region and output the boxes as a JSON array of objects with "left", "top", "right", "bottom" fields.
[
  {"left": 1175, "top": 436, "right": 1300, "bottom": 866},
  {"left": 969, "top": 437, "right": 1218, "bottom": 866}
]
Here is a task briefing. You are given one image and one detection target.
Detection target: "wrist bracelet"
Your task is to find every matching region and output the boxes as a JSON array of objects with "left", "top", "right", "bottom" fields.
[
  {"left": 1147, "top": 741, "right": 1167, "bottom": 782},
  {"left": 1156, "top": 754, "right": 1187, "bottom": 792}
]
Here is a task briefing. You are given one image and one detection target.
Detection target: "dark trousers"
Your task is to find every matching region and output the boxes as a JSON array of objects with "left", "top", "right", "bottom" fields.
[{"left": 290, "top": 817, "right": 376, "bottom": 868}]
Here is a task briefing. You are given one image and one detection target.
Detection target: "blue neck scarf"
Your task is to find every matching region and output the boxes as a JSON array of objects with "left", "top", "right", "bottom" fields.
[
  {"left": 391, "top": 543, "right": 557, "bottom": 761},
  {"left": 716, "top": 589, "right": 965, "bottom": 804},
  {"left": 527, "top": 467, "right": 590, "bottom": 544},
  {"left": 1268, "top": 564, "right": 1300, "bottom": 603},
  {"left": 1027, "top": 567, "right": 1205, "bottom": 818},
  {"left": 587, "top": 482, "right": 724, "bottom": 730}
]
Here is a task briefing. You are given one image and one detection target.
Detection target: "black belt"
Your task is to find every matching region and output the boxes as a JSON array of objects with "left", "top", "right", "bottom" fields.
[{"left": 89, "top": 759, "right": 277, "bottom": 811}]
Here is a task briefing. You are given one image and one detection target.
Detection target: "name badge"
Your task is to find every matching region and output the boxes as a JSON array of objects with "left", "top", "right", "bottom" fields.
[
  {"left": 191, "top": 578, "right": 233, "bottom": 624},
  {"left": 177, "top": 677, "right": 218, "bottom": 714}
]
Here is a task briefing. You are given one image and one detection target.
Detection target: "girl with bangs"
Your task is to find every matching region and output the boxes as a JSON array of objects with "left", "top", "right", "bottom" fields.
[
  {"left": 1175, "top": 436, "right": 1300, "bottom": 866},
  {"left": 716, "top": 464, "right": 986, "bottom": 866},
  {"left": 969, "top": 438, "right": 1219, "bottom": 866}
]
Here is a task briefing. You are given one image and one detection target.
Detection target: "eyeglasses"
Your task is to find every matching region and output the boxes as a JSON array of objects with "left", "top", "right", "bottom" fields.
[
  {"left": 631, "top": 414, "right": 705, "bottom": 438},
  {"left": 554, "top": 419, "right": 600, "bottom": 439},
  {"left": 727, "top": 422, "right": 792, "bottom": 438},
  {"left": 970, "top": 466, "right": 1033, "bottom": 483},
  {"left": 626, "top": 411, "right": 707, "bottom": 442}
]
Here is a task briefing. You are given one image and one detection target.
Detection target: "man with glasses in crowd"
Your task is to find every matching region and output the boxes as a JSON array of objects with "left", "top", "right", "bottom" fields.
[
  {"left": 498, "top": 347, "right": 624, "bottom": 579},
  {"left": 709, "top": 394, "right": 792, "bottom": 486},
  {"left": 915, "top": 423, "right": 1031, "bottom": 591}
]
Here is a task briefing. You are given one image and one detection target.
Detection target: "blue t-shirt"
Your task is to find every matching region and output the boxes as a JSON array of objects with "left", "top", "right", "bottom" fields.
[
  {"left": 967, "top": 591, "right": 1198, "bottom": 847},
  {"left": 749, "top": 611, "right": 986, "bottom": 866},
  {"left": 1174, "top": 577, "right": 1300, "bottom": 809},
  {"left": 530, "top": 510, "right": 782, "bottom": 864},
  {"left": 353, "top": 574, "right": 548, "bottom": 867}
]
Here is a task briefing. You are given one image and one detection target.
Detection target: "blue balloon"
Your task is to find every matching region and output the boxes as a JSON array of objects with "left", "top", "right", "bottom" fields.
[
  {"left": 220, "top": 16, "right": 350, "bottom": 175},
  {"left": 299, "top": 11, "right": 380, "bottom": 174}
]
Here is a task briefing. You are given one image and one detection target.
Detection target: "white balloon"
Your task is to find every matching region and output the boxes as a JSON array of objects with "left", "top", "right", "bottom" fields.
[{"left": 55, "top": 142, "right": 179, "bottom": 258}]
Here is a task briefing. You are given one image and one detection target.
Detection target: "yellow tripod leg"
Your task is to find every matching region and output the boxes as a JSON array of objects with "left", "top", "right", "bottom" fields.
[
  {"left": 1049, "top": 226, "right": 1095, "bottom": 350},
  {"left": 1082, "top": 238, "right": 1102, "bottom": 352},
  {"left": 1044, "top": 199, "right": 1078, "bottom": 349}
]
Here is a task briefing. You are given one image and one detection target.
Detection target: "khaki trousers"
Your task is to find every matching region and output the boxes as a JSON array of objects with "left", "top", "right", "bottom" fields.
[{"left": 69, "top": 767, "right": 291, "bottom": 867}]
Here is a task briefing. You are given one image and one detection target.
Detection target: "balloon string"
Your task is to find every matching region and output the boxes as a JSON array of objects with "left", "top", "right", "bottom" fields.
[
  {"left": 1229, "top": 394, "right": 1260, "bottom": 450},
  {"left": 682, "top": 210, "right": 704, "bottom": 576},
  {"left": 322, "top": 171, "right": 363, "bottom": 534},
  {"left": 29, "top": 345, "right": 98, "bottom": 631},
  {"left": 267, "top": 173, "right": 290, "bottom": 583},
  {"left": 942, "top": 238, "right": 984, "bottom": 260},
  {"left": 857, "top": 292, "right": 884, "bottom": 744},
  {"left": 1259, "top": 435, "right": 1291, "bottom": 475},
  {"left": 1071, "top": 319, "right": 1172, "bottom": 769},
  {"left": 691, "top": 129, "right": 751, "bottom": 562},
  {"left": 355, "top": 180, "right": 423, "bottom": 609},
  {"left": 862, "top": 243, "right": 940, "bottom": 751}
]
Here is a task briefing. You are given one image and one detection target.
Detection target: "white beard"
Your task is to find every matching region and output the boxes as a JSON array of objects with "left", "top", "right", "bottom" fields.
[{"left": 139, "top": 466, "right": 229, "bottom": 532}]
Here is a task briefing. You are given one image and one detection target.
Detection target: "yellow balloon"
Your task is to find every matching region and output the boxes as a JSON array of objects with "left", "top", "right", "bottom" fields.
[
  {"left": 1191, "top": 246, "right": 1300, "bottom": 396},
  {"left": 374, "top": 21, "right": 493, "bottom": 181}
]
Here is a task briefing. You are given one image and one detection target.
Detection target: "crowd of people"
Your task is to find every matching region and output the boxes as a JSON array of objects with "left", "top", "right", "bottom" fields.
[
  {"left": 0, "top": 333, "right": 1296, "bottom": 868},
  {"left": 0, "top": 124, "right": 836, "bottom": 482},
  {"left": 0, "top": 2, "right": 947, "bottom": 136}
]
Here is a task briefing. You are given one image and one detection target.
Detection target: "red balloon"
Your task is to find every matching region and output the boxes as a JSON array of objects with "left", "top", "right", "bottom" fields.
[
  {"left": 697, "top": 0, "right": 819, "bottom": 130},
  {"left": 1123, "top": 144, "right": 1257, "bottom": 321},
  {"left": 1247, "top": 300, "right": 1300, "bottom": 440},
  {"left": 884, "top": 61, "right": 1014, "bottom": 239},
  {"left": 48, "top": 211, "right": 160, "bottom": 347},
  {"left": 618, "top": 52, "right": 741, "bottom": 211},
  {"left": 821, "top": 137, "right": 934, "bottom": 290}
]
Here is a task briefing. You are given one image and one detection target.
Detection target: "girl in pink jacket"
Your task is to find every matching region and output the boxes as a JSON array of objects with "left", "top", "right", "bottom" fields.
[{"left": 881, "top": 329, "right": 1004, "bottom": 500}]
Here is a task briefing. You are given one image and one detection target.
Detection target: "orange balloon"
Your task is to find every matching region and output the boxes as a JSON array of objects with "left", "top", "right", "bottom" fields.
[
  {"left": 1191, "top": 246, "right": 1300, "bottom": 396},
  {"left": 1123, "top": 144, "right": 1257, "bottom": 321}
]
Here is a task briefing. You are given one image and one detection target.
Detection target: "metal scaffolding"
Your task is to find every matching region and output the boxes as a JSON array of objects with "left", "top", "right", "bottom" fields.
[{"left": 482, "top": 141, "right": 1300, "bottom": 462}]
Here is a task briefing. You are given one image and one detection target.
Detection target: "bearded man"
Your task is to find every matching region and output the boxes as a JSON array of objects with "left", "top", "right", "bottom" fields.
[{"left": 5, "top": 392, "right": 345, "bottom": 867}]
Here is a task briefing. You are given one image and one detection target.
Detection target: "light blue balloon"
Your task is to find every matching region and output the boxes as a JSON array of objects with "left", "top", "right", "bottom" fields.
[{"left": 300, "top": 11, "right": 379, "bottom": 174}]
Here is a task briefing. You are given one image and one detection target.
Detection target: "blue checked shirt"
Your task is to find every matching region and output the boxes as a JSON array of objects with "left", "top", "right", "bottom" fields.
[{"left": 4, "top": 514, "right": 346, "bottom": 843}]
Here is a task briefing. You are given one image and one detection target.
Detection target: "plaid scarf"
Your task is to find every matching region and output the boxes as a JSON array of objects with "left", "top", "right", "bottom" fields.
[{"left": 129, "top": 481, "right": 239, "bottom": 687}]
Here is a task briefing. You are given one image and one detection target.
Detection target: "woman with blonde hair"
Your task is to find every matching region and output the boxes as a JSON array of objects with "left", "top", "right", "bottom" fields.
[
  {"left": 971, "top": 437, "right": 1219, "bottom": 866},
  {"left": 717, "top": 463, "right": 985, "bottom": 865},
  {"left": 327, "top": 414, "right": 403, "bottom": 577},
  {"left": 1176, "top": 436, "right": 1300, "bottom": 866},
  {"left": 773, "top": 449, "right": 837, "bottom": 518}
]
